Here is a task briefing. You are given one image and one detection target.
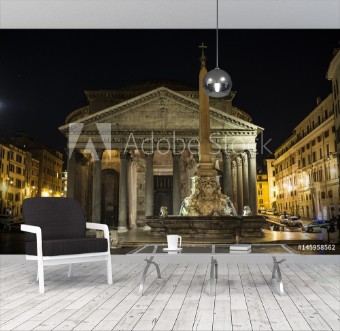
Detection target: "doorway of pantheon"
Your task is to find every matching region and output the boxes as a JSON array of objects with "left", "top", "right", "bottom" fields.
[{"left": 154, "top": 175, "right": 173, "bottom": 216}]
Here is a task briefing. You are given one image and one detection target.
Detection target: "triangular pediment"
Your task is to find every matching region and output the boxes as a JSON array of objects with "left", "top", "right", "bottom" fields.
[{"left": 59, "top": 87, "right": 261, "bottom": 135}]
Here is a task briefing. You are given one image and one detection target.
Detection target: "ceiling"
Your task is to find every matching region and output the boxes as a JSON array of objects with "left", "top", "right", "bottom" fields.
[{"left": 1, "top": 0, "right": 339, "bottom": 29}]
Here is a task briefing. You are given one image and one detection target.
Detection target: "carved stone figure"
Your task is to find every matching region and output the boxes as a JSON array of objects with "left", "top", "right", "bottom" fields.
[
  {"left": 180, "top": 176, "right": 237, "bottom": 216},
  {"left": 243, "top": 206, "right": 252, "bottom": 216},
  {"left": 159, "top": 206, "right": 168, "bottom": 217}
]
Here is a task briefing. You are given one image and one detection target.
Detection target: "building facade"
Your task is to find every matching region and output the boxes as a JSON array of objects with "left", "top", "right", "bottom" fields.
[
  {"left": 273, "top": 94, "right": 339, "bottom": 220},
  {"left": 12, "top": 134, "right": 63, "bottom": 198},
  {"left": 0, "top": 137, "right": 63, "bottom": 217},
  {"left": 24, "top": 153, "right": 40, "bottom": 199},
  {"left": 0, "top": 143, "right": 28, "bottom": 217},
  {"left": 265, "top": 159, "right": 277, "bottom": 211},
  {"left": 256, "top": 172, "right": 269, "bottom": 212},
  {"left": 60, "top": 71, "right": 262, "bottom": 230},
  {"left": 327, "top": 48, "right": 340, "bottom": 183},
  {"left": 35, "top": 149, "right": 63, "bottom": 197}
]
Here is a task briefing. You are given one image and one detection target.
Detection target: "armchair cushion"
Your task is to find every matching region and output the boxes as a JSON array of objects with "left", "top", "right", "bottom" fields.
[
  {"left": 26, "top": 237, "right": 108, "bottom": 256},
  {"left": 23, "top": 197, "right": 86, "bottom": 241}
]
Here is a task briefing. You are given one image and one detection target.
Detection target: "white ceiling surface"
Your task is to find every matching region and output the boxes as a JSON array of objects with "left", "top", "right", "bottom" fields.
[{"left": 0, "top": 0, "right": 339, "bottom": 29}]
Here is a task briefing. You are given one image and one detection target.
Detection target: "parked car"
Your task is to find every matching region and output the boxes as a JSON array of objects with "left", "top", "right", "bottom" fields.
[
  {"left": 302, "top": 221, "right": 331, "bottom": 233},
  {"left": 287, "top": 216, "right": 302, "bottom": 227},
  {"left": 266, "top": 210, "right": 274, "bottom": 215}
]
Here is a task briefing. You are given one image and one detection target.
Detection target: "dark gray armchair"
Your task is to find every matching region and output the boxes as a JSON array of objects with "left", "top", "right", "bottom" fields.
[{"left": 21, "top": 197, "right": 113, "bottom": 293}]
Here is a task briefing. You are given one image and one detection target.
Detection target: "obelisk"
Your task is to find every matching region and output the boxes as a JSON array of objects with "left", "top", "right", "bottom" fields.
[
  {"left": 180, "top": 44, "right": 236, "bottom": 216},
  {"left": 197, "top": 43, "right": 217, "bottom": 177}
]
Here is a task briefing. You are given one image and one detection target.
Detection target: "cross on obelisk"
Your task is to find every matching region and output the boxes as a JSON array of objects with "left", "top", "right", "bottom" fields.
[{"left": 199, "top": 43, "right": 207, "bottom": 65}]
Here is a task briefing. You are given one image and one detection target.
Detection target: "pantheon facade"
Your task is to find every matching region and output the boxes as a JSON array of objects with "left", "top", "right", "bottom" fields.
[{"left": 59, "top": 78, "right": 262, "bottom": 231}]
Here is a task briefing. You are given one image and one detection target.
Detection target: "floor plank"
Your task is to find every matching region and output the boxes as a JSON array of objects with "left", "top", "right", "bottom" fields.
[
  {"left": 279, "top": 265, "right": 337, "bottom": 330},
  {"left": 213, "top": 300, "right": 232, "bottom": 331},
  {"left": 290, "top": 264, "right": 340, "bottom": 316},
  {"left": 100, "top": 264, "right": 176, "bottom": 330},
  {"left": 152, "top": 309, "right": 179, "bottom": 331},
  {"left": 172, "top": 301, "right": 199, "bottom": 331},
  {"left": 257, "top": 265, "right": 312, "bottom": 331},
  {"left": 252, "top": 264, "right": 293, "bottom": 330},
  {"left": 228, "top": 264, "right": 252, "bottom": 331},
  {"left": 1, "top": 261, "right": 340, "bottom": 331},
  {"left": 239, "top": 264, "right": 272, "bottom": 331}
]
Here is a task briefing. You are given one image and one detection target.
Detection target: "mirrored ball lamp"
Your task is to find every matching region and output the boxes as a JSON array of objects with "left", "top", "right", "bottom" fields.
[
  {"left": 203, "top": 68, "right": 232, "bottom": 98},
  {"left": 203, "top": 0, "right": 232, "bottom": 98}
]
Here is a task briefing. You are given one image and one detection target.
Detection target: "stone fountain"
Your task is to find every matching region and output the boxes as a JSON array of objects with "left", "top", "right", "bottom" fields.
[
  {"left": 180, "top": 176, "right": 237, "bottom": 217},
  {"left": 146, "top": 47, "right": 266, "bottom": 241}
]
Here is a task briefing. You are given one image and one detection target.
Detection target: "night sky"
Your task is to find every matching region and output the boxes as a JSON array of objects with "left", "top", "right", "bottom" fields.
[{"left": 0, "top": 30, "right": 338, "bottom": 166}]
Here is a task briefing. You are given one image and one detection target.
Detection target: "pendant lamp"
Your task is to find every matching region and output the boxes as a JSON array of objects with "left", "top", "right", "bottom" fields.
[{"left": 203, "top": 0, "right": 232, "bottom": 98}]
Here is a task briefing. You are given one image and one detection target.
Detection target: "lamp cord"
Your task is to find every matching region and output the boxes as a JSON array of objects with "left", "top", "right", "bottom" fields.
[{"left": 216, "top": 0, "right": 219, "bottom": 68}]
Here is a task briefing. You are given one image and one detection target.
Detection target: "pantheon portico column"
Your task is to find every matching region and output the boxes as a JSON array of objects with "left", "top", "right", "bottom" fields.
[
  {"left": 128, "top": 157, "right": 138, "bottom": 229},
  {"left": 236, "top": 157, "right": 243, "bottom": 215},
  {"left": 172, "top": 152, "right": 181, "bottom": 215},
  {"left": 248, "top": 150, "right": 257, "bottom": 215},
  {"left": 222, "top": 150, "right": 232, "bottom": 199},
  {"left": 74, "top": 151, "right": 84, "bottom": 204},
  {"left": 75, "top": 153, "right": 89, "bottom": 210},
  {"left": 92, "top": 150, "right": 103, "bottom": 223},
  {"left": 145, "top": 153, "right": 154, "bottom": 218},
  {"left": 118, "top": 151, "right": 129, "bottom": 233},
  {"left": 66, "top": 152, "right": 76, "bottom": 199},
  {"left": 231, "top": 160, "right": 237, "bottom": 209},
  {"left": 242, "top": 153, "right": 249, "bottom": 207}
]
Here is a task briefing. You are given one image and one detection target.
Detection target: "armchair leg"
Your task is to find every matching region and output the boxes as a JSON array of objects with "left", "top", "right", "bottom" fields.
[
  {"left": 107, "top": 254, "right": 113, "bottom": 284},
  {"left": 37, "top": 259, "right": 45, "bottom": 294},
  {"left": 68, "top": 264, "right": 73, "bottom": 277}
]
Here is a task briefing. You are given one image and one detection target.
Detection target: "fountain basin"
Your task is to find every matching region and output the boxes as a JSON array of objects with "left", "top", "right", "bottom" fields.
[{"left": 146, "top": 215, "right": 267, "bottom": 240}]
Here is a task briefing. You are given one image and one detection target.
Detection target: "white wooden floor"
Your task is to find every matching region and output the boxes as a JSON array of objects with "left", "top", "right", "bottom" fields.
[{"left": 1, "top": 261, "right": 340, "bottom": 331}]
